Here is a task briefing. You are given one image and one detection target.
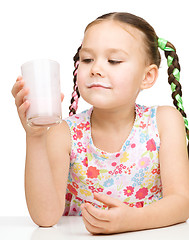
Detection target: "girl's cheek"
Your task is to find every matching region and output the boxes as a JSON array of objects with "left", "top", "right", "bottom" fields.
[{"left": 77, "top": 68, "right": 89, "bottom": 84}]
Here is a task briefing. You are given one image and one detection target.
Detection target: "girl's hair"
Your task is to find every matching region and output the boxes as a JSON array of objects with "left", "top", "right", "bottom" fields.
[{"left": 69, "top": 12, "right": 189, "bottom": 155}]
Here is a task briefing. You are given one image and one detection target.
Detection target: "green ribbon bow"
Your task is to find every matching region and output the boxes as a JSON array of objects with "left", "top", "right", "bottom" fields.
[{"left": 158, "top": 38, "right": 175, "bottom": 51}]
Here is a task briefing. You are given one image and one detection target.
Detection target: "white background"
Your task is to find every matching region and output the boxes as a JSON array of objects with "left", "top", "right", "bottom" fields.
[{"left": 0, "top": 0, "right": 188, "bottom": 216}]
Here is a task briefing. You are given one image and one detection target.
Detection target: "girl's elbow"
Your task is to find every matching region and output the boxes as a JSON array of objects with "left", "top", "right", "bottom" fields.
[
  {"left": 31, "top": 212, "right": 62, "bottom": 228},
  {"left": 33, "top": 217, "right": 60, "bottom": 227}
]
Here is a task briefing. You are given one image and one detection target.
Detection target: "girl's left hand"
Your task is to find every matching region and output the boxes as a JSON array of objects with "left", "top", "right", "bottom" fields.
[{"left": 80, "top": 192, "right": 132, "bottom": 235}]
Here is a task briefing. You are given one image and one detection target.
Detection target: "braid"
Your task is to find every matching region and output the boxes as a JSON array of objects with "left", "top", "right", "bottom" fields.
[
  {"left": 69, "top": 46, "right": 81, "bottom": 116},
  {"left": 158, "top": 38, "right": 189, "bottom": 156}
]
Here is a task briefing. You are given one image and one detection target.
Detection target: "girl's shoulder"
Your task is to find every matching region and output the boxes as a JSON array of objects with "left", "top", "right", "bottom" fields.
[{"left": 156, "top": 105, "right": 185, "bottom": 139}]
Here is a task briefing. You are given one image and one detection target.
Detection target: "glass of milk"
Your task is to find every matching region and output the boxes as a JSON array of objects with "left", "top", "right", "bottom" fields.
[{"left": 21, "top": 59, "right": 62, "bottom": 127}]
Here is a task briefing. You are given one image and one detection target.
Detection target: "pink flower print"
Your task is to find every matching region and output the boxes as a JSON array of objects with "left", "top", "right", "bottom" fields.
[
  {"left": 148, "top": 195, "right": 154, "bottom": 200},
  {"left": 73, "top": 134, "right": 77, "bottom": 140},
  {"left": 88, "top": 186, "right": 95, "bottom": 192},
  {"left": 71, "top": 204, "right": 80, "bottom": 215},
  {"left": 87, "top": 166, "right": 100, "bottom": 179},
  {"left": 135, "top": 187, "right": 148, "bottom": 200},
  {"left": 77, "top": 142, "right": 82, "bottom": 147},
  {"left": 82, "top": 147, "right": 87, "bottom": 153},
  {"left": 70, "top": 151, "right": 77, "bottom": 160},
  {"left": 86, "top": 179, "right": 94, "bottom": 185},
  {"left": 150, "top": 185, "right": 158, "bottom": 193},
  {"left": 85, "top": 121, "right": 90, "bottom": 130},
  {"left": 146, "top": 139, "right": 156, "bottom": 152},
  {"left": 140, "top": 121, "right": 146, "bottom": 129},
  {"left": 76, "top": 196, "right": 83, "bottom": 202},
  {"left": 73, "top": 182, "right": 79, "bottom": 189},
  {"left": 97, "top": 188, "right": 104, "bottom": 192},
  {"left": 63, "top": 206, "right": 70, "bottom": 216},
  {"left": 136, "top": 201, "right": 144, "bottom": 208},
  {"left": 73, "top": 129, "right": 83, "bottom": 140},
  {"left": 112, "top": 162, "right": 117, "bottom": 167},
  {"left": 68, "top": 184, "right": 78, "bottom": 196},
  {"left": 131, "top": 143, "right": 136, "bottom": 148},
  {"left": 124, "top": 186, "right": 134, "bottom": 196},
  {"left": 77, "top": 123, "right": 85, "bottom": 130},
  {"left": 65, "top": 192, "right": 72, "bottom": 202},
  {"left": 77, "top": 148, "right": 82, "bottom": 153},
  {"left": 138, "top": 157, "right": 150, "bottom": 168},
  {"left": 72, "top": 172, "right": 80, "bottom": 183},
  {"left": 77, "top": 129, "right": 83, "bottom": 139},
  {"left": 129, "top": 203, "right": 135, "bottom": 207},
  {"left": 106, "top": 191, "right": 112, "bottom": 195},
  {"left": 152, "top": 168, "right": 157, "bottom": 174},
  {"left": 82, "top": 157, "right": 88, "bottom": 167}
]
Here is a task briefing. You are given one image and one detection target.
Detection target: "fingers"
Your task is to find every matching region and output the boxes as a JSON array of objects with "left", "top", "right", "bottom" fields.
[
  {"left": 93, "top": 192, "right": 122, "bottom": 208},
  {"left": 12, "top": 76, "right": 30, "bottom": 122},
  {"left": 16, "top": 75, "right": 22, "bottom": 82},
  {"left": 11, "top": 76, "right": 24, "bottom": 98},
  {"left": 15, "top": 87, "right": 29, "bottom": 108},
  {"left": 82, "top": 214, "right": 103, "bottom": 235},
  {"left": 81, "top": 203, "right": 110, "bottom": 221},
  {"left": 17, "top": 100, "right": 30, "bottom": 121},
  {"left": 61, "top": 93, "right": 64, "bottom": 102},
  {"left": 81, "top": 204, "right": 110, "bottom": 235}
]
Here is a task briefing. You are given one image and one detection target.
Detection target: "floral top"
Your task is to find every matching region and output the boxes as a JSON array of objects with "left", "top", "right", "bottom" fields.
[{"left": 63, "top": 103, "right": 162, "bottom": 216}]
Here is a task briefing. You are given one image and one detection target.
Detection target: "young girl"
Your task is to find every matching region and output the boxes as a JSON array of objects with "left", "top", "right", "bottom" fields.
[{"left": 12, "top": 12, "right": 189, "bottom": 235}]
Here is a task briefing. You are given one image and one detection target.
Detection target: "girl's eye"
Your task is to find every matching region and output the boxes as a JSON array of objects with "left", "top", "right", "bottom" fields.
[
  {"left": 81, "top": 59, "right": 93, "bottom": 63},
  {"left": 108, "top": 60, "right": 122, "bottom": 64}
]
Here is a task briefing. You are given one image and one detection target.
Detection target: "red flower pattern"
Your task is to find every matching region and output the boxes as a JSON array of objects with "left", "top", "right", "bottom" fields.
[
  {"left": 87, "top": 166, "right": 100, "bottom": 179},
  {"left": 135, "top": 187, "right": 148, "bottom": 200},
  {"left": 146, "top": 138, "right": 156, "bottom": 151}
]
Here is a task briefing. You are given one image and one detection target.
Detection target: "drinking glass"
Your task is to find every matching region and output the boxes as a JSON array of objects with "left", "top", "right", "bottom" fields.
[{"left": 21, "top": 59, "right": 62, "bottom": 127}]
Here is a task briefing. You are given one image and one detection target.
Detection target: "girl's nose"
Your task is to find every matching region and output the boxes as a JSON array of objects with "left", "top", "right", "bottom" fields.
[{"left": 90, "top": 61, "right": 105, "bottom": 78}]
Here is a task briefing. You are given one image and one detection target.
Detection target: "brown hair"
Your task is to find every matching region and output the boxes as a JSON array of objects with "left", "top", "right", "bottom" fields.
[{"left": 69, "top": 12, "right": 189, "bottom": 156}]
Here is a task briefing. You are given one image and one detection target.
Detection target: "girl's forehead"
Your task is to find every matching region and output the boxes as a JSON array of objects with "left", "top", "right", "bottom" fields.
[{"left": 82, "top": 20, "right": 144, "bottom": 50}]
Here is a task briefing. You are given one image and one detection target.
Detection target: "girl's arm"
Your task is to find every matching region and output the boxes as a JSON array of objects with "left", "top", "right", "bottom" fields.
[
  {"left": 12, "top": 76, "right": 70, "bottom": 227},
  {"left": 25, "top": 121, "right": 71, "bottom": 227}
]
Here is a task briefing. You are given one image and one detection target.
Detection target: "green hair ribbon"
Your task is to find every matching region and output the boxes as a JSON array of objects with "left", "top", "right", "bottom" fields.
[
  {"left": 158, "top": 38, "right": 175, "bottom": 51},
  {"left": 167, "top": 55, "right": 174, "bottom": 67},
  {"left": 158, "top": 38, "right": 189, "bottom": 140}
]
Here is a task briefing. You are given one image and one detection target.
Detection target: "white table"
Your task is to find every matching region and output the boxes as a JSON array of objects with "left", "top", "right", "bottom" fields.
[{"left": 0, "top": 216, "right": 189, "bottom": 239}]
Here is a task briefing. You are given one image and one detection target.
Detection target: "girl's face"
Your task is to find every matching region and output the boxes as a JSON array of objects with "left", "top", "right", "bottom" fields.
[{"left": 77, "top": 20, "right": 148, "bottom": 110}]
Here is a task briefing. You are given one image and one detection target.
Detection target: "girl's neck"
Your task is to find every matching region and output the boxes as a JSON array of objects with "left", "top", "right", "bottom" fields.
[{"left": 91, "top": 103, "right": 136, "bottom": 133}]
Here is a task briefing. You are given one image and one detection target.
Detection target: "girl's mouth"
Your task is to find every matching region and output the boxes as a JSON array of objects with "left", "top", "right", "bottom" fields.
[{"left": 86, "top": 82, "right": 112, "bottom": 89}]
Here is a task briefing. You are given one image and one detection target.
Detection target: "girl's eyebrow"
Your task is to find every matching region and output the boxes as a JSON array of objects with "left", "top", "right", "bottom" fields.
[{"left": 80, "top": 48, "right": 129, "bottom": 56}]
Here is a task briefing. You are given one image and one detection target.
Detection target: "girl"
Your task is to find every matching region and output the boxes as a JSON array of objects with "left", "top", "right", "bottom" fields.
[{"left": 12, "top": 12, "right": 189, "bottom": 235}]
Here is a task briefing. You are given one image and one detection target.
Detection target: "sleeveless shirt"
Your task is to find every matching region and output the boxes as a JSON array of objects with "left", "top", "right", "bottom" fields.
[{"left": 62, "top": 103, "right": 162, "bottom": 216}]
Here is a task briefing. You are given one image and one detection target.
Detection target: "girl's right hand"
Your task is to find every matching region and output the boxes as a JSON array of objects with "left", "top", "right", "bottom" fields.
[{"left": 11, "top": 76, "right": 64, "bottom": 137}]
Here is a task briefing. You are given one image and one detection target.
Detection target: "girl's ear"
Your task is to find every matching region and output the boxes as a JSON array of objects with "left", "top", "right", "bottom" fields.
[{"left": 140, "top": 64, "right": 159, "bottom": 90}]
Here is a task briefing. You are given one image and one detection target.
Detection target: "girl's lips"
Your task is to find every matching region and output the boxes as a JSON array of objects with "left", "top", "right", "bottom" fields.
[
  {"left": 90, "top": 85, "right": 110, "bottom": 89},
  {"left": 86, "top": 82, "right": 112, "bottom": 89}
]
